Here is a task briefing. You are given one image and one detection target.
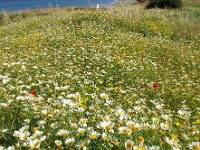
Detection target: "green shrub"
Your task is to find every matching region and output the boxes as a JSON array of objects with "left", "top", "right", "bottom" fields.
[
  {"left": 0, "top": 14, "right": 3, "bottom": 21},
  {"left": 138, "top": 0, "right": 148, "bottom": 3},
  {"left": 146, "top": 0, "right": 182, "bottom": 9}
]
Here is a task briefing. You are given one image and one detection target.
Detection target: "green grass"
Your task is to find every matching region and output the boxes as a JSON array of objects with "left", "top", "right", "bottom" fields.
[
  {"left": 0, "top": 4, "right": 199, "bottom": 150},
  {"left": 184, "top": 2, "right": 200, "bottom": 9}
]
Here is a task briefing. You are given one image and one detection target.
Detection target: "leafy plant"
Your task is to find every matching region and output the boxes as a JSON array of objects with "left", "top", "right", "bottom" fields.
[{"left": 146, "top": 0, "right": 182, "bottom": 9}]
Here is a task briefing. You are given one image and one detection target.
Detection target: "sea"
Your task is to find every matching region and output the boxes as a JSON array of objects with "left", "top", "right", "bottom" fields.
[{"left": 0, "top": 0, "right": 115, "bottom": 12}]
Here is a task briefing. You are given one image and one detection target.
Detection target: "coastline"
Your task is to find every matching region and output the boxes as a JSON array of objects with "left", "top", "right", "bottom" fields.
[{"left": 0, "top": 0, "right": 114, "bottom": 12}]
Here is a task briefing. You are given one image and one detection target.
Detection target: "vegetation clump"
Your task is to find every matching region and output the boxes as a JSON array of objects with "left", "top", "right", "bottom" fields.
[
  {"left": 146, "top": 0, "right": 182, "bottom": 9},
  {"left": 137, "top": 0, "right": 148, "bottom": 3}
]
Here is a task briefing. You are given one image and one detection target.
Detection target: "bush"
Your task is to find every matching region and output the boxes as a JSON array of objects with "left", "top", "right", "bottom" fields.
[
  {"left": 146, "top": 0, "right": 182, "bottom": 9},
  {"left": 0, "top": 14, "right": 3, "bottom": 21},
  {"left": 138, "top": 0, "right": 148, "bottom": 3}
]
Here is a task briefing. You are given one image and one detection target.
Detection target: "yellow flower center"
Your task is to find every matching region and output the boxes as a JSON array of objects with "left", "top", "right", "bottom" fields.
[
  {"left": 192, "top": 145, "right": 198, "bottom": 150},
  {"left": 90, "top": 134, "right": 97, "bottom": 139},
  {"left": 80, "top": 141, "right": 87, "bottom": 147},
  {"left": 137, "top": 136, "right": 144, "bottom": 142},
  {"left": 103, "top": 136, "right": 109, "bottom": 141},
  {"left": 126, "top": 143, "right": 132, "bottom": 149}
]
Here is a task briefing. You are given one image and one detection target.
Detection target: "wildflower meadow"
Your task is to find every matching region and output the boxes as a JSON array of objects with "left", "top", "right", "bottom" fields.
[{"left": 0, "top": 3, "right": 199, "bottom": 150}]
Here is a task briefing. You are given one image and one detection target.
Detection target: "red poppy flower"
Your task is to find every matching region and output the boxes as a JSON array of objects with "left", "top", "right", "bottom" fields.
[
  {"left": 29, "top": 90, "right": 36, "bottom": 96},
  {"left": 153, "top": 82, "right": 158, "bottom": 88}
]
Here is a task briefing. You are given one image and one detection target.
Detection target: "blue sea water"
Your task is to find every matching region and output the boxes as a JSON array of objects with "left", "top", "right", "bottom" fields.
[{"left": 0, "top": 0, "right": 115, "bottom": 11}]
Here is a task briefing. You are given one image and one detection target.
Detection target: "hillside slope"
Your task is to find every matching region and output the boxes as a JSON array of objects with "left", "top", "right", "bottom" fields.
[{"left": 0, "top": 5, "right": 199, "bottom": 149}]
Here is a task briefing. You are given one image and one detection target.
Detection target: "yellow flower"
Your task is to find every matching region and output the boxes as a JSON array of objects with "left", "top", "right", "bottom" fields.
[
  {"left": 102, "top": 133, "right": 109, "bottom": 141},
  {"left": 160, "top": 122, "right": 170, "bottom": 130},
  {"left": 133, "top": 145, "right": 146, "bottom": 150},
  {"left": 193, "top": 119, "right": 200, "bottom": 125},
  {"left": 80, "top": 141, "right": 87, "bottom": 147},
  {"left": 65, "top": 138, "right": 75, "bottom": 145},
  {"left": 111, "top": 138, "right": 119, "bottom": 145},
  {"left": 55, "top": 140, "right": 62, "bottom": 147},
  {"left": 57, "top": 129, "right": 69, "bottom": 137},
  {"left": 70, "top": 102, "right": 77, "bottom": 109},
  {"left": 13, "top": 131, "right": 20, "bottom": 137},
  {"left": 188, "top": 142, "right": 200, "bottom": 150},
  {"left": 89, "top": 131, "right": 99, "bottom": 140},
  {"left": 19, "top": 132, "right": 30, "bottom": 141},
  {"left": 119, "top": 126, "right": 127, "bottom": 134},
  {"left": 77, "top": 140, "right": 89, "bottom": 149},
  {"left": 127, "top": 121, "right": 134, "bottom": 129},
  {"left": 30, "top": 139, "right": 41, "bottom": 149},
  {"left": 15, "top": 143, "right": 20, "bottom": 148},
  {"left": 79, "top": 118, "right": 87, "bottom": 127},
  {"left": 78, "top": 98, "right": 87, "bottom": 106},
  {"left": 100, "top": 93, "right": 109, "bottom": 100},
  {"left": 78, "top": 128, "right": 86, "bottom": 134},
  {"left": 125, "top": 140, "right": 134, "bottom": 150},
  {"left": 152, "top": 117, "right": 160, "bottom": 124},
  {"left": 138, "top": 136, "right": 144, "bottom": 143},
  {"left": 126, "top": 128, "right": 132, "bottom": 135},
  {"left": 171, "top": 134, "right": 179, "bottom": 143},
  {"left": 31, "top": 127, "right": 38, "bottom": 132}
]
